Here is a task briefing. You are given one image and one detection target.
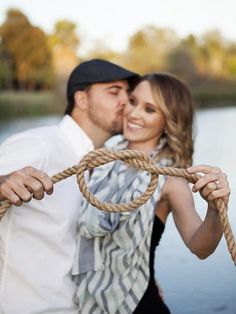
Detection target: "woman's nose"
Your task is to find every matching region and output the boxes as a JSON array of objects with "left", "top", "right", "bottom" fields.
[{"left": 129, "top": 105, "right": 141, "bottom": 118}]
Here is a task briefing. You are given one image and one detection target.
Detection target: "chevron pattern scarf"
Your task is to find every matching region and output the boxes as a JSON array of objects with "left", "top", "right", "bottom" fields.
[{"left": 73, "top": 139, "right": 170, "bottom": 313}]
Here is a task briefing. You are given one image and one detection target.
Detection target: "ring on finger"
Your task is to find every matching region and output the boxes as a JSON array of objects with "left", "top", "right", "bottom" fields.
[{"left": 215, "top": 180, "right": 220, "bottom": 190}]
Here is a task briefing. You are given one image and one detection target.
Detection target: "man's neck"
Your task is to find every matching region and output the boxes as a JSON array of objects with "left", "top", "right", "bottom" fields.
[{"left": 71, "top": 113, "right": 110, "bottom": 149}]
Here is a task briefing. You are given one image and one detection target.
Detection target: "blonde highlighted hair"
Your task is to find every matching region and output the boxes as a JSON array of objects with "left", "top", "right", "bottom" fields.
[{"left": 141, "top": 73, "right": 195, "bottom": 168}]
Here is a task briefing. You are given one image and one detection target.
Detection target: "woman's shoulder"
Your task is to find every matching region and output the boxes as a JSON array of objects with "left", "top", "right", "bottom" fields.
[{"left": 105, "top": 137, "right": 128, "bottom": 151}]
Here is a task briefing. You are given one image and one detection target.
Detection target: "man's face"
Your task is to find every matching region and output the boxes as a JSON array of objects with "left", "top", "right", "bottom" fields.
[{"left": 85, "top": 80, "right": 129, "bottom": 136}]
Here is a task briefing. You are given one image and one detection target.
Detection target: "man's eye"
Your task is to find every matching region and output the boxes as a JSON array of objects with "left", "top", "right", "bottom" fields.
[{"left": 109, "top": 90, "right": 119, "bottom": 95}]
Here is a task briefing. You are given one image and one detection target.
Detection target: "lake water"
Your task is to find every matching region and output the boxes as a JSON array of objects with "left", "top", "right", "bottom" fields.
[{"left": 0, "top": 108, "right": 236, "bottom": 314}]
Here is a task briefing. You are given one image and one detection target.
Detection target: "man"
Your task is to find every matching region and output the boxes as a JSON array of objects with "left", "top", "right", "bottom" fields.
[{"left": 0, "top": 59, "right": 139, "bottom": 313}]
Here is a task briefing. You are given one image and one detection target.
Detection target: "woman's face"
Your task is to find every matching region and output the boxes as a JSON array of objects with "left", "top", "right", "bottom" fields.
[{"left": 123, "top": 80, "right": 166, "bottom": 152}]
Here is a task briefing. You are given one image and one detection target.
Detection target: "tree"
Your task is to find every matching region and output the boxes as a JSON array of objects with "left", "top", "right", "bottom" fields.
[
  {"left": 50, "top": 20, "right": 79, "bottom": 51},
  {"left": 123, "top": 25, "right": 179, "bottom": 74},
  {"left": 49, "top": 20, "right": 80, "bottom": 102},
  {"left": 167, "top": 48, "right": 197, "bottom": 83},
  {"left": 0, "top": 35, "right": 15, "bottom": 89},
  {"left": 225, "top": 44, "right": 236, "bottom": 78},
  {"left": 198, "top": 30, "right": 227, "bottom": 78},
  {"left": 49, "top": 20, "right": 79, "bottom": 78},
  {"left": 0, "top": 9, "right": 53, "bottom": 89}
]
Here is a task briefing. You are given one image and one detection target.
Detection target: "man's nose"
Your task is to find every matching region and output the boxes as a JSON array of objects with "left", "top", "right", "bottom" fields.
[{"left": 118, "top": 92, "right": 129, "bottom": 108}]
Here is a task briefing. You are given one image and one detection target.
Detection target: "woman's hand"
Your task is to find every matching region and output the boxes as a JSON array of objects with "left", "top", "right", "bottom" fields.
[{"left": 187, "top": 165, "right": 230, "bottom": 209}]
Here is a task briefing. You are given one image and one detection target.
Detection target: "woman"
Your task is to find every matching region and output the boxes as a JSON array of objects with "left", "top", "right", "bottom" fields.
[{"left": 72, "top": 73, "right": 230, "bottom": 313}]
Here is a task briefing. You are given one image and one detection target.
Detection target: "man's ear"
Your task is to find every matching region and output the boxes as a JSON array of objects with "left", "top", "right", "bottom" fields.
[{"left": 74, "top": 91, "right": 88, "bottom": 110}]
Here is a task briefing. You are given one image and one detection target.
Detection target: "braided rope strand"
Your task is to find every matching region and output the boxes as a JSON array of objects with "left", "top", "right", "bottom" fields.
[{"left": 0, "top": 148, "right": 235, "bottom": 265}]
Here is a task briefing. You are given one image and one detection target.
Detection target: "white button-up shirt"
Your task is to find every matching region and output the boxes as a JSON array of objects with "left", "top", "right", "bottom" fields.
[{"left": 0, "top": 115, "right": 94, "bottom": 313}]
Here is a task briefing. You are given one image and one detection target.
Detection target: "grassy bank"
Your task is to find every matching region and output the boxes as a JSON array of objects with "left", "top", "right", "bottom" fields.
[
  {"left": 194, "top": 92, "right": 236, "bottom": 108},
  {"left": 0, "top": 89, "right": 236, "bottom": 119},
  {"left": 0, "top": 90, "right": 65, "bottom": 119},
  {"left": 192, "top": 83, "right": 236, "bottom": 108}
]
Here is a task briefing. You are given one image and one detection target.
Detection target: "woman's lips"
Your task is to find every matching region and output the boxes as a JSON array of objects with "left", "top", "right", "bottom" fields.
[{"left": 127, "top": 121, "right": 143, "bottom": 129}]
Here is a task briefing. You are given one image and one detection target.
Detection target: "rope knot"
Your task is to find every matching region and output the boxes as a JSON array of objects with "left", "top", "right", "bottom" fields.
[{"left": 0, "top": 148, "right": 235, "bottom": 265}]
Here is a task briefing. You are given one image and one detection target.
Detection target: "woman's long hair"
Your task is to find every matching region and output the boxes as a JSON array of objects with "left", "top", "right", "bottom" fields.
[{"left": 140, "top": 73, "right": 195, "bottom": 168}]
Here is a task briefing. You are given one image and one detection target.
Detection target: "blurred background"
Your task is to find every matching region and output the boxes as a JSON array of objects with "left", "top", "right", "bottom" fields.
[
  {"left": 1, "top": 0, "right": 236, "bottom": 117},
  {"left": 0, "top": 1, "right": 236, "bottom": 313}
]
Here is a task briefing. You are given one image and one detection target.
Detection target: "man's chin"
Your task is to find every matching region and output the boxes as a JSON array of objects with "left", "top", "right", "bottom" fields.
[{"left": 111, "top": 122, "right": 123, "bottom": 135}]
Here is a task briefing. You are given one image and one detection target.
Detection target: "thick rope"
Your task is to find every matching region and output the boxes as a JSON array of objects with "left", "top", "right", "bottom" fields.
[{"left": 0, "top": 148, "right": 235, "bottom": 265}]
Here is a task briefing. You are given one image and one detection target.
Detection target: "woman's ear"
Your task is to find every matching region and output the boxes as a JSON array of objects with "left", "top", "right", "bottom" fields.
[{"left": 74, "top": 90, "right": 88, "bottom": 110}]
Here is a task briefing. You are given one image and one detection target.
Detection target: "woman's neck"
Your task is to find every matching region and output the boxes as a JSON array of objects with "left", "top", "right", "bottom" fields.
[{"left": 127, "top": 141, "right": 158, "bottom": 154}]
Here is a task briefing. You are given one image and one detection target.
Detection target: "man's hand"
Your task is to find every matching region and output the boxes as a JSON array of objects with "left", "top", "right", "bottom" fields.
[{"left": 0, "top": 167, "right": 53, "bottom": 206}]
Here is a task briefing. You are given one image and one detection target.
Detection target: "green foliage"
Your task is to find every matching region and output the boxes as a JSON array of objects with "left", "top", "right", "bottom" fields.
[
  {"left": 0, "top": 9, "right": 53, "bottom": 89},
  {"left": 226, "top": 44, "right": 236, "bottom": 77},
  {"left": 123, "top": 25, "right": 179, "bottom": 73},
  {"left": 0, "top": 50, "right": 15, "bottom": 89},
  {"left": 167, "top": 48, "right": 197, "bottom": 83},
  {"left": 226, "top": 55, "right": 236, "bottom": 77},
  {"left": 197, "top": 30, "right": 227, "bottom": 77},
  {"left": 49, "top": 20, "right": 79, "bottom": 51},
  {"left": 48, "top": 19, "right": 80, "bottom": 82},
  {"left": 1, "top": 8, "right": 236, "bottom": 110}
]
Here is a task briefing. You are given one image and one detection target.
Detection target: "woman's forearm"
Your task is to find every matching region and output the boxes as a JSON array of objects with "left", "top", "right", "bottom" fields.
[{"left": 187, "top": 206, "right": 223, "bottom": 259}]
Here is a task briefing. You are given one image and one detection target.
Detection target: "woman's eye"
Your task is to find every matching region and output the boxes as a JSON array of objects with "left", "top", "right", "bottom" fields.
[
  {"left": 129, "top": 97, "right": 136, "bottom": 105},
  {"left": 145, "top": 107, "right": 155, "bottom": 113}
]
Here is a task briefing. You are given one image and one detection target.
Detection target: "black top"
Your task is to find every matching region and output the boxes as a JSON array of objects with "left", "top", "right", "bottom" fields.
[
  {"left": 149, "top": 215, "right": 165, "bottom": 278},
  {"left": 133, "top": 215, "right": 171, "bottom": 314}
]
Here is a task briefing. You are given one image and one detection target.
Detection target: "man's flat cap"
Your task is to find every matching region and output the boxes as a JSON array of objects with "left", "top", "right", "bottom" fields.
[{"left": 67, "top": 59, "right": 140, "bottom": 101}]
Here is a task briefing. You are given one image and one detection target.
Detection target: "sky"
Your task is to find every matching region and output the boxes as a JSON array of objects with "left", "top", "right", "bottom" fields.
[{"left": 1, "top": 0, "right": 236, "bottom": 54}]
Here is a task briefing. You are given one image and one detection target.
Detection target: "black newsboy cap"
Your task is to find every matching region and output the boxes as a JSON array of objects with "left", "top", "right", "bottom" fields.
[{"left": 67, "top": 59, "right": 140, "bottom": 102}]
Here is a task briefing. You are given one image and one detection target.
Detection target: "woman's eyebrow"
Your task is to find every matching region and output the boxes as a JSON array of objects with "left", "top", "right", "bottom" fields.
[
  {"left": 146, "top": 102, "right": 156, "bottom": 107},
  {"left": 129, "top": 93, "right": 137, "bottom": 99}
]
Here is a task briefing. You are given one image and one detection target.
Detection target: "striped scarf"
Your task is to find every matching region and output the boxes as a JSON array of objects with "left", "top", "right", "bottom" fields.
[{"left": 72, "top": 139, "right": 170, "bottom": 313}]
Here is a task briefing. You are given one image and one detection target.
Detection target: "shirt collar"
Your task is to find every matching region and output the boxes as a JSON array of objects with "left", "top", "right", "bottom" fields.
[{"left": 59, "top": 115, "right": 94, "bottom": 157}]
